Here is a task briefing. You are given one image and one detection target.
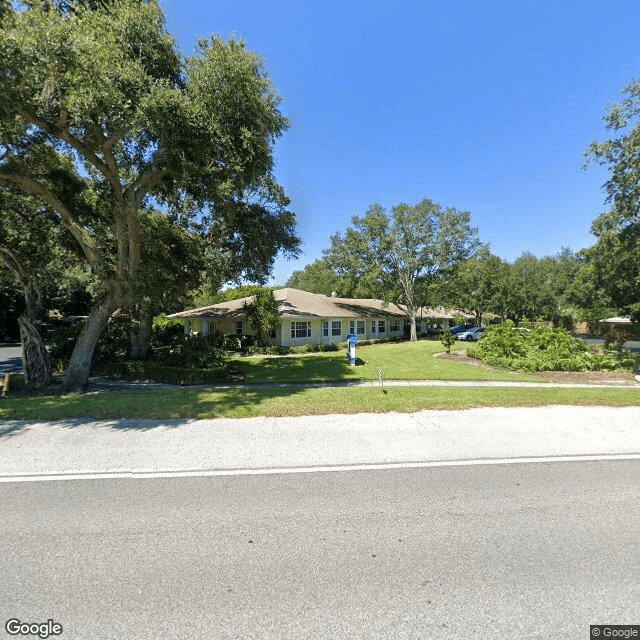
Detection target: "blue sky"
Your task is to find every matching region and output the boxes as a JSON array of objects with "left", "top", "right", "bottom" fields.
[{"left": 163, "top": 0, "right": 639, "bottom": 284}]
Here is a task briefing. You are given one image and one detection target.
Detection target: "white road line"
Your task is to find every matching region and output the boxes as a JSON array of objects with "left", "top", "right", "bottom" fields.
[{"left": 1, "top": 453, "right": 640, "bottom": 483}]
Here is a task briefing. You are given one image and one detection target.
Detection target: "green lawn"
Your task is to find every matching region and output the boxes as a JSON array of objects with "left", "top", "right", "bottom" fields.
[
  {"left": 1, "top": 339, "right": 638, "bottom": 421},
  {"left": 1, "top": 385, "right": 639, "bottom": 421},
  {"left": 231, "top": 339, "right": 544, "bottom": 383}
]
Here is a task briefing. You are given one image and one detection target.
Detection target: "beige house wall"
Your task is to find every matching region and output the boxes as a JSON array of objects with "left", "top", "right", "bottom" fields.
[
  {"left": 279, "top": 316, "right": 404, "bottom": 347},
  {"left": 182, "top": 315, "right": 405, "bottom": 346},
  {"left": 182, "top": 317, "right": 257, "bottom": 338}
]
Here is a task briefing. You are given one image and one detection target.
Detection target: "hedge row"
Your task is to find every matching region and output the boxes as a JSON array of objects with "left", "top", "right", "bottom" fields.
[
  {"left": 92, "top": 362, "right": 231, "bottom": 385},
  {"left": 467, "top": 322, "right": 637, "bottom": 372}
]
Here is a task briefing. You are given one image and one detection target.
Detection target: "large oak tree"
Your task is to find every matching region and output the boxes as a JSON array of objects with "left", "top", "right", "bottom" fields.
[
  {"left": 0, "top": 0, "right": 299, "bottom": 389},
  {"left": 324, "top": 198, "right": 482, "bottom": 340}
]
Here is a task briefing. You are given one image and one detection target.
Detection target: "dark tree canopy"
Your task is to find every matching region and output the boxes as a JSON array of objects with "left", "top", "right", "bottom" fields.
[{"left": 0, "top": 0, "right": 299, "bottom": 388}]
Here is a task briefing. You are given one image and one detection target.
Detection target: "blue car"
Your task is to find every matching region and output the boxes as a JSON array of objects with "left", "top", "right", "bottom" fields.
[{"left": 449, "top": 323, "right": 474, "bottom": 335}]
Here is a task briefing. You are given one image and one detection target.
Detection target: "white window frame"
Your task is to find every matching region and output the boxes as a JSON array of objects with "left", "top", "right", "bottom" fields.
[
  {"left": 291, "top": 321, "right": 311, "bottom": 339},
  {"left": 331, "top": 320, "right": 342, "bottom": 336},
  {"left": 357, "top": 320, "right": 365, "bottom": 335},
  {"left": 371, "top": 321, "right": 377, "bottom": 334},
  {"left": 378, "top": 320, "right": 385, "bottom": 334},
  {"left": 390, "top": 320, "right": 400, "bottom": 332},
  {"left": 236, "top": 321, "right": 243, "bottom": 335}
]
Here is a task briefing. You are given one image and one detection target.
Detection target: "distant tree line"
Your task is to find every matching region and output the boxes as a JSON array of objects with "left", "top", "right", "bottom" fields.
[{"left": 287, "top": 76, "right": 640, "bottom": 333}]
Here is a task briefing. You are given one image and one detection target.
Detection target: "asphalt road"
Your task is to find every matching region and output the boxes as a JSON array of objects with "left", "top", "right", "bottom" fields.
[
  {"left": 1, "top": 460, "right": 639, "bottom": 640},
  {"left": 0, "top": 345, "right": 21, "bottom": 374}
]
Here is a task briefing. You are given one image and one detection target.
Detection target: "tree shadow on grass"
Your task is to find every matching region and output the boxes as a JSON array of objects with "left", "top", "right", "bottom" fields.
[
  {"left": 0, "top": 381, "right": 336, "bottom": 434},
  {"left": 232, "top": 352, "right": 368, "bottom": 383},
  {"left": 0, "top": 352, "right": 368, "bottom": 434}
]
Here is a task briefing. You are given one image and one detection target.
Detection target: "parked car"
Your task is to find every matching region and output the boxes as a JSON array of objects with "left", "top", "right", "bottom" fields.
[
  {"left": 423, "top": 323, "right": 443, "bottom": 336},
  {"left": 457, "top": 326, "right": 485, "bottom": 341},
  {"left": 449, "top": 323, "right": 475, "bottom": 335}
]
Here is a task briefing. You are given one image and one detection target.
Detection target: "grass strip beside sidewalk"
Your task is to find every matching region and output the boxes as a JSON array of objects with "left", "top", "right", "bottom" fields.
[{"left": 1, "top": 385, "right": 639, "bottom": 421}]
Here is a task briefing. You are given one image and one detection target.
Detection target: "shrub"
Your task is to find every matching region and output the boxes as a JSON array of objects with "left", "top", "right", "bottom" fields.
[
  {"left": 92, "top": 361, "right": 230, "bottom": 385},
  {"left": 467, "top": 320, "right": 527, "bottom": 360},
  {"left": 440, "top": 331, "right": 456, "bottom": 353},
  {"left": 467, "top": 323, "right": 636, "bottom": 372},
  {"left": 151, "top": 333, "right": 228, "bottom": 368},
  {"left": 151, "top": 315, "right": 184, "bottom": 343},
  {"left": 49, "top": 315, "right": 138, "bottom": 368}
]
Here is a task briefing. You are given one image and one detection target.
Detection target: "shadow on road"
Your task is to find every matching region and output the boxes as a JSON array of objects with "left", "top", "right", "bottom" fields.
[{"left": 0, "top": 356, "right": 22, "bottom": 375}]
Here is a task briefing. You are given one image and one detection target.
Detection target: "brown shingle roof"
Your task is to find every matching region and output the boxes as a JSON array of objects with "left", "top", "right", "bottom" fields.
[{"left": 167, "top": 288, "right": 462, "bottom": 321}]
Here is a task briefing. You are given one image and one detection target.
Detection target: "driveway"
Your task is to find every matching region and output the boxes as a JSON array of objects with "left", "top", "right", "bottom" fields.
[{"left": 579, "top": 336, "right": 640, "bottom": 352}]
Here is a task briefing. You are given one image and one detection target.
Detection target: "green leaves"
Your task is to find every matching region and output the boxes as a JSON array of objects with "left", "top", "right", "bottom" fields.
[
  {"left": 324, "top": 197, "right": 482, "bottom": 339},
  {"left": 1, "top": 0, "right": 299, "bottom": 389}
]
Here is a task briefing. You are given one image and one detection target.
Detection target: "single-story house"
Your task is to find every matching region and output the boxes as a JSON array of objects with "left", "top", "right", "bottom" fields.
[{"left": 167, "top": 288, "right": 464, "bottom": 347}]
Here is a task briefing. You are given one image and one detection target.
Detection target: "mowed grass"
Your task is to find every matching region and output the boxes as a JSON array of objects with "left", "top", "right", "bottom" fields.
[
  {"left": 1, "top": 385, "right": 639, "bottom": 421},
  {"left": 231, "top": 339, "right": 544, "bottom": 383},
  {"left": 1, "top": 339, "right": 638, "bottom": 421}
]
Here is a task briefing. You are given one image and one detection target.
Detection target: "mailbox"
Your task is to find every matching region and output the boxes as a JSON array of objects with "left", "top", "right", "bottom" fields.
[{"left": 346, "top": 333, "right": 357, "bottom": 365}]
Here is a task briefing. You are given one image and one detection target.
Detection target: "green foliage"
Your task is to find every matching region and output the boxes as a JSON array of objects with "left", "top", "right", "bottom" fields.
[
  {"left": 50, "top": 314, "right": 229, "bottom": 374},
  {"left": 446, "top": 251, "right": 509, "bottom": 325},
  {"left": 467, "top": 322, "right": 636, "bottom": 372},
  {"left": 91, "top": 362, "right": 230, "bottom": 385},
  {"left": 242, "top": 289, "right": 280, "bottom": 345},
  {"left": 299, "top": 343, "right": 340, "bottom": 353},
  {"left": 151, "top": 315, "right": 184, "bottom": 339},
  {"left": 0, "top": 0, "right": 299, "bottom": 388},
  {"left": 584, "top": 79, "right": 640, "bottom": 321},
  {"left": 285, "top": 259, "right": 342, "bottom": 295},
  {"left": 440, "top": 331, "right": 457, "bottom": 353},
  {"left": 324, "top": 198, "right": 482, "bottom": 340},
  {"left": 0, "top": 279, "right": 22, "bottom": 340},
  {"left": 190, "top": 284, "right": 274, "bottom": 308},
  {"left": 50, "top": 316, "right": 137, "bottom": 367},
  {"left": 150, "top": 334, "right": 228, "bottom": 368}
]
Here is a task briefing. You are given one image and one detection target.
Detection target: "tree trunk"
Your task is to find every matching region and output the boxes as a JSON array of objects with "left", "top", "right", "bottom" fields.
[
  {"left": 18, "top": 313, "right": 52, "bottom": 388},
  {"left": 63, "top": 295, "right": 120, "bottom": 391},
  {"left": 409, "top": 313, "right": 417, "bottom": 341},
  {"left": 129, "top": 311, "right": 153, "bottom": 360}
]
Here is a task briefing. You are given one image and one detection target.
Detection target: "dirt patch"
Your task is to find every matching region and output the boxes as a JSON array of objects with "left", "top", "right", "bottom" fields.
[{"left": 435, "top": 349, "right": 639, "bottom": 386}]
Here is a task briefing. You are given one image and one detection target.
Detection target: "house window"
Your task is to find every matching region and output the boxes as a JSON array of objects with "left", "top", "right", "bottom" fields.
[
  {"left": 322, "top": 321, "right": 329, "bottom": 337},
  {"left": 390, "top": 320, "right": 400, "bottom": 332},
  {"left": 236, "top": 321, "right": 243, "bottom": 335},
  {"left": 291, "top": 321, "right": 311, "bottom": 339},
  {"left": 331, "top": 321, "right": 342, "bottom": 336},
  {"left": 357, "top": 320, "right": 365, "bottom": 335},
  {"left": 349, "top": 321, "right": 355, "bottom": 334},
  {"left": 371, "top": 321, "right": 377, "bottom": 334},
  {"left": 378, "top": 320, "right": 385, "bottom": 334}
]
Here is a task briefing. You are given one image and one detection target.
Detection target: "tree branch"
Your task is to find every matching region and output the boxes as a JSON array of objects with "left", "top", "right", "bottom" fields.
[
  {"left": 0, "top": 173, "right": 101, "bottom": 266},
  {"left": 125, "top": 166, "right": 177, "bottom": 205},
  {"left": 0, "top": 245, "right": 26, "bottom": 284},
  {"left": 17, "top": 108, "right": 113, "bottom": 181}
]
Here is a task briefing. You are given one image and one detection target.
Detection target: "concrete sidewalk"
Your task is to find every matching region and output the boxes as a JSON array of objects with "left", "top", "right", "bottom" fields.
[{"left": 1, "top": 405, "right": 639, "bottom": 479}]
